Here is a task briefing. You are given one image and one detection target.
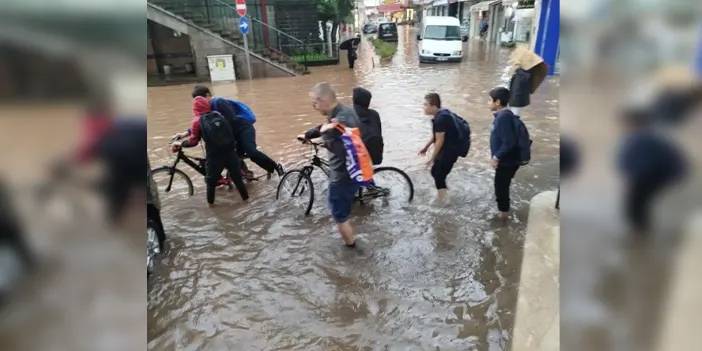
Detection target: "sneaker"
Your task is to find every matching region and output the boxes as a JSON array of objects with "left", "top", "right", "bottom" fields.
[{"left": 275, "top": 163, "right": 285, "bottom": 177}]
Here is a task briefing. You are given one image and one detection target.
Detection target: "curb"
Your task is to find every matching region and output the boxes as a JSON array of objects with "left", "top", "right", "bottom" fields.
[{"left": 511, "top": 190, "right": 560, "bottom": 351}]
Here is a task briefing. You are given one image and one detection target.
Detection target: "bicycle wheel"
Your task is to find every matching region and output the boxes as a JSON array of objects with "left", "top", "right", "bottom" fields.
[
  {"left": 151, "top": 166, "right": 194, "bottom": 204},
  {"left": 363, "top": 166, "right": 414, "bottom": 206},
  {"left": 276, "top": 169, "right": 314, "bottom": 216},
  {"left": 147, "top": 219, "right": 161, "bottom": 275}
]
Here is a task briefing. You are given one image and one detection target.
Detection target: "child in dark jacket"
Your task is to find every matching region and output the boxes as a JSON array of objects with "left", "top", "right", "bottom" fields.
[
  {"left": 352, "top": 87, "right": 384, "bottom": 165},
  {"left": 489, "top": 87, "right": 521, "bottom": 220},
  {"left": 172, "top": 96, "right": 248, "bottom": 205}
]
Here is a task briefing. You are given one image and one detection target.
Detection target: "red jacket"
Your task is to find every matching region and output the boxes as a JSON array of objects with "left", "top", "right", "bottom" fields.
[
  {"left": 74, "top": 113, "right": 113, "bottom": 163},
  {"left": 182, "top": 96, "right": 211, "bottom": 148}
]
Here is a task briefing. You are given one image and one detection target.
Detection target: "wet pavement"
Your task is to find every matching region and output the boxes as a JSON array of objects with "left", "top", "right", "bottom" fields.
[{"left": 147, "top": 25, "right": 559, "bottom": 350}]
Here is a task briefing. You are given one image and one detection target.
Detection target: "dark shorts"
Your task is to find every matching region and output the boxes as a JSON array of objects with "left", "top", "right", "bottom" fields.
[{"left": 328, "top": 181, "right": 359, "bottom": 223}]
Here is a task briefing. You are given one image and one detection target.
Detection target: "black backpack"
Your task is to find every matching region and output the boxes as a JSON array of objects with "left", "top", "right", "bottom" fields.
[
  {"left": 200, "top": 111, "right": 235, "bottom": 151},
  {"left": 450, "top": 112, "right": 471, "bottom": 158},
  {"left": 511, "top": 115, "right": 533, "bottom": 165}
]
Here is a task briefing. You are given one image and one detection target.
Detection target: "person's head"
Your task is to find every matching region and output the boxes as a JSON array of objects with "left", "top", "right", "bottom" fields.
[
  {"left": 423, "top": 93, "right": 441, "bottom": 116},
  {"left": 192, "top": 96, "right": 211, "bottom": 117},
  {"left": 192, "top": 85, "right": 212, "bottom": 100},
  {"left": 353, "top": 87, "right": 372, "bottom": 109},
  {"left": 309, "top": 82, "right": 338, "bottom": 116},
  {"left": 488, "top": 87, "right": 510, "bottom": 111}
]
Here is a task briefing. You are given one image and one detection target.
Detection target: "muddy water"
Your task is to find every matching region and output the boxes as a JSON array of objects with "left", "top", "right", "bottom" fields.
[{"left": 147, "top": 25, "right": 559, "bottom": 350}]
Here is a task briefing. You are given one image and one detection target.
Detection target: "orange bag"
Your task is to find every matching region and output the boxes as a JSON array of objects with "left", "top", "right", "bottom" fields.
[{"left": 337, "top": 125, "right": 374, "bottom": 185}]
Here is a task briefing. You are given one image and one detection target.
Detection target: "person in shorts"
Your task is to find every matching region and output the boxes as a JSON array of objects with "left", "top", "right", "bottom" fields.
[{"left": 299, "top": 82, "right": 362, "bottom": 247}]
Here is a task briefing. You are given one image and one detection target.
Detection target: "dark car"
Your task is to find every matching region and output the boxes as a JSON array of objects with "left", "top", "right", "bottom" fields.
[
  {"left": 378, "top": 22, "right": 398, "bottom": 41},
  {"left": 363, "top": 23, "right": 377, "bottom": 34}
]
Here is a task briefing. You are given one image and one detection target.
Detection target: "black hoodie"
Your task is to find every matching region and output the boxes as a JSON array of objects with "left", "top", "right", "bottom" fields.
[{"left": 353, "top": 87, "right": 383, "bottom": 165}]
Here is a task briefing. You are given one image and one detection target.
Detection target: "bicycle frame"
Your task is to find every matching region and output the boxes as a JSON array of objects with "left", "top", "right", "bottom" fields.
[
  {"left": 170, "top": 150, "right": 207, "bottom": 176},
  {"left": 301, "top": 142, "right": 330, "bottom": 178}
]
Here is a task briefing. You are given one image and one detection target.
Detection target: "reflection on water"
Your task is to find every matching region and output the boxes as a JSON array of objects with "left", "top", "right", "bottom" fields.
[{"left": 148, "top": 25, "right": 559, "bottom": 350}]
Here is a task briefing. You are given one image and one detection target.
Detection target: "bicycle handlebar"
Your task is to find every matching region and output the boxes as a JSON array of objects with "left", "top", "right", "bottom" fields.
[{"left": 298, "top": 137, "right": 323, "bottom": 146}]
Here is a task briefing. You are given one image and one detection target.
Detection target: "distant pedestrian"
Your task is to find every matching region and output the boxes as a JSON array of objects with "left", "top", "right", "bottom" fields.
[
  {"left": 419, "top": 93, "right": 471, "bottom": 200},
  {"left": 340, "top": 34, "right": 361, "bottom": 69},
  {"left": 479, "top": 20, "right": 489, "bottom": 39},
  {"left": 507, "top": 47, "right": 548, "bottom": 116},
  {"left": 489, "top": 87, "right": 523, "bottom": 220}
]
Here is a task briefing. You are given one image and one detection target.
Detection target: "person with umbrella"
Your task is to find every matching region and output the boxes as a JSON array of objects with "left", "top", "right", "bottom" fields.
[{"left": 340, "top": 34, "right": 361, "bottom": 69}]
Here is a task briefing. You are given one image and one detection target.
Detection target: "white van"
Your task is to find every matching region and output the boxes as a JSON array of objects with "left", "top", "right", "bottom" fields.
[{"left": 417, "top": 16, "right": 467, "bottom": 63}]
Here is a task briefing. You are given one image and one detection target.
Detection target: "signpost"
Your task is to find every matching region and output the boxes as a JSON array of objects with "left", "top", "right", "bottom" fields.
[
  {"left": 235, "top": 0, "right": 246, "bottom": 16},
  {"left": 235, "top": 0, "right": 252, "bottom": 79}
]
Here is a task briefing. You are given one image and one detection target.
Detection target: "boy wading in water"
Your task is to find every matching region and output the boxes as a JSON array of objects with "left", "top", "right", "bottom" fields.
[
  {"left": 489, "top": 87, "right": 522, "bottom": 220},
  {"left": 419, "top": 93, "right": 463, "bottom": 201}
]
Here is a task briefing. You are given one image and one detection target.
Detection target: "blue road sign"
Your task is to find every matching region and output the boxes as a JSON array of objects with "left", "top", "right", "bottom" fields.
[{"left": 239, "top": 16, "right": 250, "bottom": 35}]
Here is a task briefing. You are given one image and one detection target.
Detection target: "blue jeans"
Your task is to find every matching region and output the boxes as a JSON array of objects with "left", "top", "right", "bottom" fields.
[
  {"left": 328, "top": 181, "right": 359, "bottom": 223},
  {"left": 235, "top": 123, "right": 277, "bottom": 173}
]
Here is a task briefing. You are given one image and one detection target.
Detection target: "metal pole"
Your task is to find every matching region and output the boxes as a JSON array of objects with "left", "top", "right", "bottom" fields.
[{"left": 244, "top": 29, "right": 252, "bottom": 80}]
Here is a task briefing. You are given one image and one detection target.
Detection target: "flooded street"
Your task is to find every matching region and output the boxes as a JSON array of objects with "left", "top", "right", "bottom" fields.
[{"left": 147, "top": 24, "right": 559, "bottom": 351}]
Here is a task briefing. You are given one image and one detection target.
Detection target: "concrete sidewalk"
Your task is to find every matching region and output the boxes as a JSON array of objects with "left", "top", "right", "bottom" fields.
[
  {"left": 511, "top": 191, "right": 560, "bottom": 351},
  {"left": 656, "top": 211, "right": 702, "bottom": 351}
]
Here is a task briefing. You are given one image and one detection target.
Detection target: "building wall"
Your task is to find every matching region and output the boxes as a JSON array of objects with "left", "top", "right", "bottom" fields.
[
  {"left": 270, "top": 0, "right": 320, "bottom": 43},
  {"left": 148, "top": 20, "right": 195, "bottom": 76},
  {"left": 148, "top": 4, "right": 294, "bottom": 80}
]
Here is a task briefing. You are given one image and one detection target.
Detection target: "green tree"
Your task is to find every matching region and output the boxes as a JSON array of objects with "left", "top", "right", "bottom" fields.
[{"left": 316, "top": 0, "right": 355, "bottom": 43}]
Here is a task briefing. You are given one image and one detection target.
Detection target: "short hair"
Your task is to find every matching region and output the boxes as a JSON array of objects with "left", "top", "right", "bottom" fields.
[
  {"left": 424, "top": 93, "right": 441, "bottom": 108},
  {"left": 489, "top": 87, "right": 510, "bottom": 107},
  {"left": 310, "top": 82, "right": 337, "bottom": 101},
  {"left": 192, "top": 85, "right": 212, "bottom": 98}
]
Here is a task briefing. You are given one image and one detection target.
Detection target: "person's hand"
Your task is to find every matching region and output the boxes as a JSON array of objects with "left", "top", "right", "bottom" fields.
[
  {"left": 418, "top": 146, "right": 428, "bottom": 156},
  {"left": 490, "top": 158, "right": 499, "bottom": 169},
  {"left": 171, "top": 132, "right": 186, "bottom": 141},
  {"left": 171, "top": 141, "right": 182, "bottom": 153},
  {"left": 320, "top": 122, "right": 339, "bottom": 133}
]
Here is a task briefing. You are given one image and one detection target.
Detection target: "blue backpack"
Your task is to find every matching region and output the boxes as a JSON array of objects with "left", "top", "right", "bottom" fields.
[
  {"left": 511, "top": 115, "right": 533, "bottom": 165},
  {"left": 211, "top": 97, "right": 256, "bottom": 124}
]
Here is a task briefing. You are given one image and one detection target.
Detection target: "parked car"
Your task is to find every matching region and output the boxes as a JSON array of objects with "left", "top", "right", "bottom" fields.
[
  {"left": 417, "top": 16, "right": 468, "bottom": 63},
  {"left": 363, "top": 23, "right": 378, "bottom": 34},
  {"left": 378, "top": 22, "right": 398, "bottom": 42}
]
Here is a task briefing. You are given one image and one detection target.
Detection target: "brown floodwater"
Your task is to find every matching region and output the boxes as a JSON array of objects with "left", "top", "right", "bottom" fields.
[{"left": 147, "top": 25, "right": 559, "bottom": 350}]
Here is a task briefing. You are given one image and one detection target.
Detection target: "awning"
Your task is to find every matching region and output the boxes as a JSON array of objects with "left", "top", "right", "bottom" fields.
[
  {"left": 378, "top": 3, "right": 404, "bottom": 13},
  {"left": 470, "top": 0, "right": 501, "bottom": 12}
]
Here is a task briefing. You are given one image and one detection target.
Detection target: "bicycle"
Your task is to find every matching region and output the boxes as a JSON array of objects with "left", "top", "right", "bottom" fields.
[
  {"left": 276, "top": 137, "right": 414, "bottom": 215},
  {"left": 150, "top": 136, "right": 264, "bottom": 203}
]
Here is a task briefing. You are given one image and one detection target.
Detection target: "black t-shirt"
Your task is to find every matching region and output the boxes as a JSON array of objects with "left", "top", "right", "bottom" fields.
[{"left": 432, "top": 109, "right": 460, "bottom": 158}]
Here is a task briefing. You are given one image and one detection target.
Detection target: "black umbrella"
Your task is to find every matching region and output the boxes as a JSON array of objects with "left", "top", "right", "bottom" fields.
[{"left": 339, "top": 37, "right": 360, "bottom": 50}]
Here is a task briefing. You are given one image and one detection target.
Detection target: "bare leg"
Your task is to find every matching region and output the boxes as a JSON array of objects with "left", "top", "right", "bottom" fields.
[{"left": 337, "top": 221, "right": 355, "bottom": 246}]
